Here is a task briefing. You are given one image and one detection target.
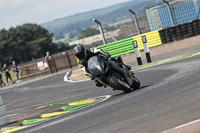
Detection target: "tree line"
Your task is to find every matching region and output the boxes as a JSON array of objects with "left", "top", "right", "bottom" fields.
[
  {"left": 0, "top": 23, "right": 70, "bottom": 66},
  {"left": 0, "top": 23, "right": 114, "bottom": 67}
]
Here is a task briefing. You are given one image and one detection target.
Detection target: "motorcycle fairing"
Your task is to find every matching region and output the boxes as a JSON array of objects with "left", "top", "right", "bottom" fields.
[{"left": 88, "top": 56, "right": 107, "bottom": 77}]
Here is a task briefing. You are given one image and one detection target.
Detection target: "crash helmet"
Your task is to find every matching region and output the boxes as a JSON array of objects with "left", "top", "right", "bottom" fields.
[{"left": 73, "top": 44, "right": 87, "bottom": 60}]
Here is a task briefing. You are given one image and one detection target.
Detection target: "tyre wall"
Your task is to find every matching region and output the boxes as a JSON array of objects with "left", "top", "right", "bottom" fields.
[{"left": 159, "top": 19, "right": 200, "bottom": 44}]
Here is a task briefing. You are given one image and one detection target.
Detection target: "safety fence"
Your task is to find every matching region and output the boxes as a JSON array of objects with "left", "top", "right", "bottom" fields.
[
  {"left": 95, "top": 30, "right": 162, "bottom": 57},
  {"left": 159, "top": 19, "right": 200, "bottom": 44},
  {"left": 20, "top": 52, "right": 77, "bottom": 81}
]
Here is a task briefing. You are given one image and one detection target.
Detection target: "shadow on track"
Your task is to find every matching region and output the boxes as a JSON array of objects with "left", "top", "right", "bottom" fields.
[{"left": 113, "top": 85, "right": 152, "bottom": 97}]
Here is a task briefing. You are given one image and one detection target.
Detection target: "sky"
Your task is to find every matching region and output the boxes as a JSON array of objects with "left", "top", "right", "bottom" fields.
[{"left": 0, "top": 0, "right": 131, "bottom": 30}]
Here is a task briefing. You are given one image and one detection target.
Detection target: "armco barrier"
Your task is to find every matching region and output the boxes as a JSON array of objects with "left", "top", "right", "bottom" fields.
[
  {"left": 95, "top": 37, "right": 134, "bottom": 57},
  {"left": 0, "top": 96, "right": 9, "bottom": 126},
  {"left": 133, "top": 30, "right": 162, "bottom": 50},
  {"left": 95, "top": 30, "right": 162, "bottom": 57}
]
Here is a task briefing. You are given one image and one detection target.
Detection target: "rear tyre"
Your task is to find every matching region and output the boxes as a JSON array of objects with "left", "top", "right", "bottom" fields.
[{"left": 108, "top": 73, "right": 132, "bottom": 93}]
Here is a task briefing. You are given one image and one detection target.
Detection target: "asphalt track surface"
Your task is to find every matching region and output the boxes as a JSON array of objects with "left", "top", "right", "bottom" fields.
[{"left": 1, "top": 54, "right": 200, "bottom": 133}]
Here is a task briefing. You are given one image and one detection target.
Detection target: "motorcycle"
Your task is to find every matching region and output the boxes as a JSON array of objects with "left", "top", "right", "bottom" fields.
[{"left": 88, "top": 55, "right": 140, "bottom": 93}]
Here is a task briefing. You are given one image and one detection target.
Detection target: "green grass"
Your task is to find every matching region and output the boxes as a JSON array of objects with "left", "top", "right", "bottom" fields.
[{"left": 1, "top": 70, "right": 21, "bottom": 83}]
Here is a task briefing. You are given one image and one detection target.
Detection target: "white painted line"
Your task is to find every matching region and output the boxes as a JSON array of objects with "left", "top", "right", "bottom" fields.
[
  {"left": 8, "top": 113, "right": 19, "bottom": 117},
  {"left": 64, "top": 72, "right": 90, "bottom": 83},
  {"left": 162, "top": 119, "right": 200, "bottom": 133},
  {"left": 134, "top": 52, "right": 200, "bottom": 71}
]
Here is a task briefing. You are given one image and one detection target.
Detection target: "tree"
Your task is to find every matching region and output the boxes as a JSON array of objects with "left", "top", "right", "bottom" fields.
[{"left": 0, "top": 23, "right": 58, "bottom": 65}]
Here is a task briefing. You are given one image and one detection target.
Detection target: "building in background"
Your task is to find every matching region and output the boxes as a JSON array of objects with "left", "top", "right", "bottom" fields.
[{"left": 146, "top": 0, "right": 200, "bottom": 31}]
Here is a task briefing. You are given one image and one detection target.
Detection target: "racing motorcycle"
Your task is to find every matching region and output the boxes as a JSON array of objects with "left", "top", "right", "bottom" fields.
[{"left": 88, "top": 55, "right": 140, "bottom": 93}]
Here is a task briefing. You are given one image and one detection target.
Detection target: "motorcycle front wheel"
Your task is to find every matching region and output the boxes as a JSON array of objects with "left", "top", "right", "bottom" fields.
[
  {"left": 131, "top": 76, "right": 140, "bottom": 90},
  {"left": 108, "top": 73, "right": 132, "bottom": 93}
]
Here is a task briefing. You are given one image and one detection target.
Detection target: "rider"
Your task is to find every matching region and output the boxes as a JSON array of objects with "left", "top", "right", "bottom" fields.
[{"left": 73, "top": 44, "right": 132, "bottom": 87}]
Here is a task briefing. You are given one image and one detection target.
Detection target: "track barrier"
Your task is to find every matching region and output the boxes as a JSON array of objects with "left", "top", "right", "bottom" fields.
[
  {"left": 159, "top": 19, "right": 200, "bottom": 44},
  {"left": 0, "top": 96, "right": 9, "bottom": 126},
  {"left": 142, "top": 35, "right": 152, "bottom": 63}
]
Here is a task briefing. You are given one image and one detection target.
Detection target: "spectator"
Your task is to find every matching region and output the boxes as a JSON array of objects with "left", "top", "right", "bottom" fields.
[
  {"left": 0, "top": 71, "right": 5, "bottom": 87},
  {"left": 2, "top": 64, "right": 13, "bottom": 85},
  {"left": 11, "top": 61, "right": 20, "bottom": 83},
  {"left": 45, "top": 51, "right": 52, "bottom": 60}
]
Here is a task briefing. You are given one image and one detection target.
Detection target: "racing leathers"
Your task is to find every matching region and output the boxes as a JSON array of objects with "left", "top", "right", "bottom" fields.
[{"left": 76, "top": 48, "right": 110, "bottom": 87}]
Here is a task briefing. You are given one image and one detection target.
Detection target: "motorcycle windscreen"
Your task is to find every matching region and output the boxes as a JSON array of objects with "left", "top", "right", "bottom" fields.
[{"left": 88, "top": 56, "right": 107, "bottom": 77}]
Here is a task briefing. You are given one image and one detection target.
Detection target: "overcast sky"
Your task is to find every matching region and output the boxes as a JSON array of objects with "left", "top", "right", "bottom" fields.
[{"left": 0, "top": 0, "right": 131, "bottom": 30}]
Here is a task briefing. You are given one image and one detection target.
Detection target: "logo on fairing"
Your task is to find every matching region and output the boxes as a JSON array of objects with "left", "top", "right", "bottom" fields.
[{"left": 90, "top": 64, "right": 94, "bottom": 69}]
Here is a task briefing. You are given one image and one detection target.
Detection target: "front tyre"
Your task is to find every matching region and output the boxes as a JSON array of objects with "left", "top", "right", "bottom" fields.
[
  {"left": 108, "top": 73, "right": 132, "bottom": 93},
  {"left": 131, "top": 76, "right": 140, "bottom": 90}
]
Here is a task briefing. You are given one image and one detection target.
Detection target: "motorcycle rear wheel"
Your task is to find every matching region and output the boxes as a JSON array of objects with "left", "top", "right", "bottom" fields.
[{"left": 108, "top": 73, "right": 132, "bottom": 93}]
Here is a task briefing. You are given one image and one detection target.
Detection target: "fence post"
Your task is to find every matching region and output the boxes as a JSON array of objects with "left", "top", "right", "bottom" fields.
[
  {"left": 93, "top": 18, "right": 107, "bottom": 44},
  {"left": 66, "top": 53, "right": 72, "bottom": 69},
  {"left": 129, "top": 9, "right": 142, "bottom": 35},
  {"left": 142, "top": 35, "right": 152, "bottom": 63},
  {"left": 46, "top": 59, "right": 52, "bottom": 74},
  {"left": 132, "top": 40, "right": 143, "bottom": 65},
  {"left": 52, "top": 57, "right": 58, "bottom": 73}
]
